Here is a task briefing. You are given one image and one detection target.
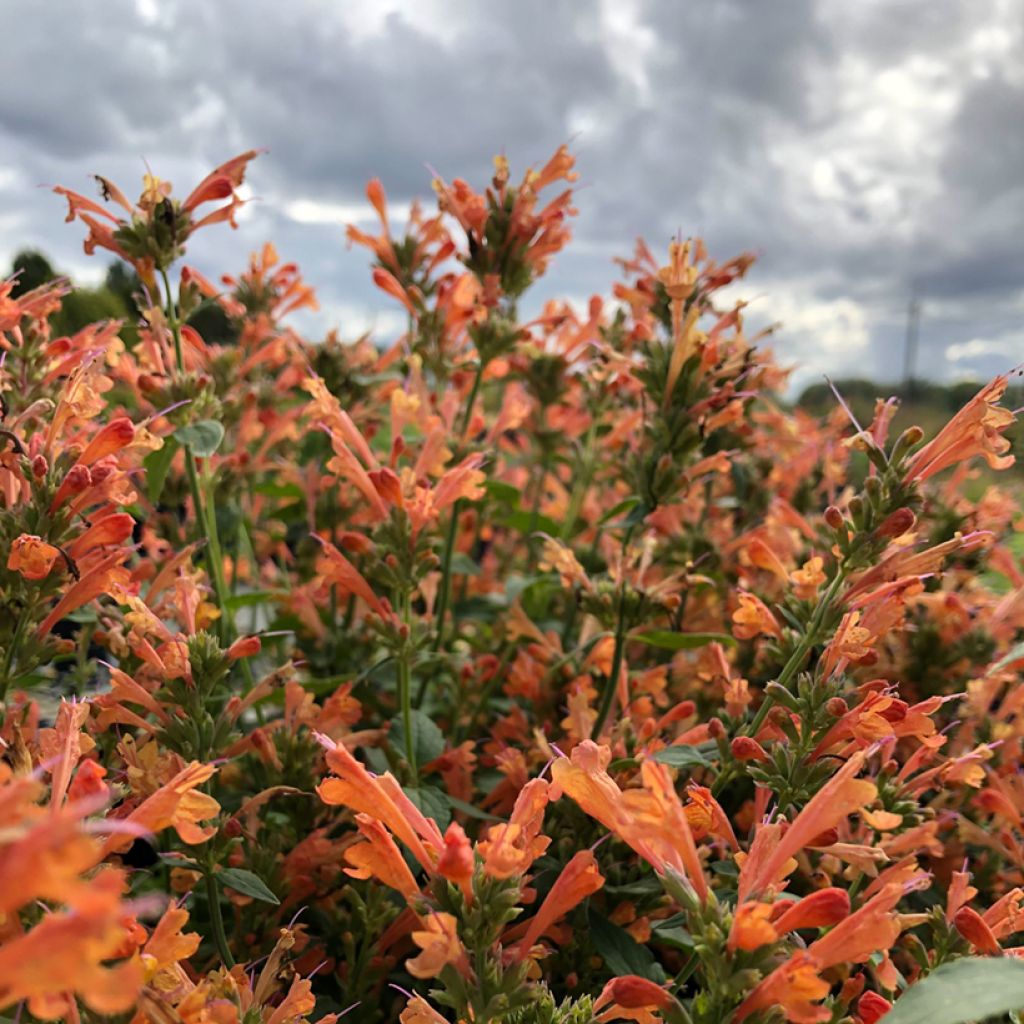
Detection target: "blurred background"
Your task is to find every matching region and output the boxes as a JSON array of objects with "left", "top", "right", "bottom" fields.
[{"left": 1, "top": 0, "right": 1022, "bottom": 406}]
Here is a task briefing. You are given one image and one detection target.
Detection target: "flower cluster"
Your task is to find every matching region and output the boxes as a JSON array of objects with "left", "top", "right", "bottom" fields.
[{"left": 0, "top": 145, "right": 1022, "bottom": 1024}]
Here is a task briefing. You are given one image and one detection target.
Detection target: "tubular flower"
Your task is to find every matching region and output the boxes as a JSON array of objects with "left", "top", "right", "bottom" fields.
[
  {"left": 738, "top": 751, "right": 878, "bottom": 900},
  {"left": 104, "top": 761, "right": 220, "bottom": 854},
  {"left": 594, "top": 975, "right": 680, "bottom": 1024},
  {"left": 903, "top": 375, "right": 1016, "bottom": 481},
  {"left": 511, "top": 849, "right": 605, "bottom": 960},
  {"left": 552, "top": 741, "right": 708, "bottom": 902},
  {"left": 317, "top": 734, "right": 443, "bottom": 871}
]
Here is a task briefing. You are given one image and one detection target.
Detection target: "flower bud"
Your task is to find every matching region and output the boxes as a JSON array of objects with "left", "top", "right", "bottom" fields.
[
  {"left": 826, "top": 697, "right": 849, "bottom": 717},
  {"left": 824, "top": 505, "right": 844, "bottom": 530},
  {"left": 857, "top": 992, "right": 892, "bottom": 1024},
  {"left": 227, "top": 635, "right": 262, "bottom": 660},
  {"left": 875, "top": 507, "right": 916, "bottom": 539},
  {"left": 730, "top": 736, "right": 768, "bottom": 763},
  {"left": 31, "top": 454, "right": 47, "bottom": 478}
]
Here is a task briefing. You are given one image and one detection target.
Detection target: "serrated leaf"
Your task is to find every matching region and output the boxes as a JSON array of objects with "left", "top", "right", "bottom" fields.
[
  {"left": 144, "top": 437, "right": 178, "bottom": 503},
  {"left": 880, "top": 957, "right": 1024, "bottom": 1024},
  {"left": 588, "top": 908, "right": 664, "bottom": 982},
  {"left": 632, "top": 630, "right": 735, "bottom": 651},
  {"left": 652, "top": 744, "right": 715, "bottom": 769},
  {"left": 391, "top": 709, "right": 446, "bottom": 766},
  {"left": 217, "top": 867, "right": 280, "bottom": 904},
  {"left": 404, "top": 786, "right": 451, "bottom": 831},
  {"left": 174, "top": 419, "right": 224, "bottom": 457}
]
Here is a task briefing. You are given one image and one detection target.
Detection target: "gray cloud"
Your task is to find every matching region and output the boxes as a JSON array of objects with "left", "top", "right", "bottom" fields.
[{"left": 1, "top": 0, "right": 1023, "bottom": 393}]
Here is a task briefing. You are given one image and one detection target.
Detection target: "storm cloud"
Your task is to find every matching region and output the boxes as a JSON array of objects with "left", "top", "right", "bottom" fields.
[{"left": 2, "top": 0, "right": 1023, "bottom": 392}]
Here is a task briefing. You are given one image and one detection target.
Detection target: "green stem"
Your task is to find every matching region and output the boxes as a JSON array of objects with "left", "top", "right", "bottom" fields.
[
  {"left": 0, "top": 607, "right": 31, "bottom": 705},
  {"left": 744, "top": 569, "right": 848, "bottom": 738},
  {"left": 160, "top": 268, "right": 231, "bottom": 646},
  {"left": 591, "top": 584, "right": 630, "bottom": 740},
  {"left": 204, "top": 864, "right": 235, "bottom": 968},
  {"left": 398, "top": 589, "right": 417, "bottom": 782},
  {"left": 429, "top": 359, "right": 486, "bottom": 665}
]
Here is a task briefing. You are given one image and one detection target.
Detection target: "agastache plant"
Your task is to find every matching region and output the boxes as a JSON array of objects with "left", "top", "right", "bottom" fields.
[{"left": 0, "top": 145, "right": 1020, "bottom": 1024}]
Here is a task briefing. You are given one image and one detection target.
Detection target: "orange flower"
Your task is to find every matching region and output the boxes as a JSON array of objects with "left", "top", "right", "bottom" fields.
[
  {"left": 406, "top": 912, "right": 468, "bottom": 980},
  {"left": 953, "top": 905, "right": 1002, "bottom": 954},
  {"left": 904, "top": 375, "right": 1016, "bottom": 482},
  {"left": 552, "top": 741, "right": 708, "bottom": 902},
  {"left": 0, "top": 869, "right": 143, "bottom": 1019},
  {"left": 728, "top": 901, "right": 779, "bottom": 952},
  {"left": 436, "top": 821, "right": 475, "bottom": 896},
  {"left": 774, "top": 888, "right": 850, "bottom": 934},
  {"left": 791, "top": 557, "right": 826, "bottom": 600},
  {"left": 317, "top": 735, "right": 443, "bottom": 871},
  {"left": 733, "top": 951, "right": 831, "bottom": 1024},
  {"left": 314, "top": 536, "right": 386, "bottom": 619},
  {"left": 477, "top": 777, "right": 551, "bottom": 878},
  {"left": 738, "top": 750, "right": 877, "bottom": 900},
  {"left": 104, "top": 761, "right": 220, "bottom": 854},
  {"left": 37, "top": 549, "right": 132, "bottom": 637},
  {"left": 594, "top": 975, "right": 677, "bottom": 1024},
  {"left": 511, "top": 850, "right": 605, "bottom": 960},
  {"left": 7, "top": 533, "right": 62, "bottom": 580},
  {"left": 732, "top": 591, "right": 783, "bottom": 640},
  {"left": 344, "top": 813, "right": 421, "bottom": 904}
]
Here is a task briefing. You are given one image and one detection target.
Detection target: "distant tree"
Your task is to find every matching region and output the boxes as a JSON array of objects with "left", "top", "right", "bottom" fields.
[{"left": 10, "top": 250, "right": 57, "bottom": 295}]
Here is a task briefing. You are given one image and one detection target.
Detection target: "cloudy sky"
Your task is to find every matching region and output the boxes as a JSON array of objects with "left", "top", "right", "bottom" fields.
[{"left": 1, "top": 0, "right": 1022, "bottom": 393}]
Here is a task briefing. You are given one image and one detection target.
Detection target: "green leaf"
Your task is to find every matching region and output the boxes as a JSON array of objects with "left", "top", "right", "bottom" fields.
[
  {"left": 633, "top": 630, "right": 735, "bottom": 651},
  {"left": 599, "top": 497, "right": 641, "bottom": 525},
  {"left": 501, "top": 509, "right": 562, "bottom": 536},
  {"left": 588, "top": 908, "right": 664, "bottom": 982},
  {"left": 404, "top": 786, "right": 451, "bottom": 831},
  {"left": 989, "top": 640, "right": 1024, "bottom": 676},
  {"left": 652, "top": 744, "right": 715, "bottom": 769},
  {"left": 880, "top": 957, "right": 1024, "bottom": 1023},
  {"left": 391, "top": 708, "right": 446, "bottom": 766},
  {"left": 174, "top": 419, "right": 224, "bottom": 457},
  {"left": 484, "top": 480, "right": 522, "bottom": 508},
  {"left": 446, "top": 796, "right": 501, "bottom": 822},
  {"left": 216, "top": 867, "right": 280, "bottom": 904},
  {"left": 449, "top": 552, "right": 481, "bottom": 577},
  {"left": 144, "top": 437, "right": 178, "bottom": 503},
  {"left": 224, "top": 590, "right": 275, "bottom": 610}
]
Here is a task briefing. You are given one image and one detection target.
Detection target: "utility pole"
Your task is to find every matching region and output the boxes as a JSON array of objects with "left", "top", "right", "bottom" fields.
[{"left": 902, "top": 293, "right": 921, "bottom": 400}]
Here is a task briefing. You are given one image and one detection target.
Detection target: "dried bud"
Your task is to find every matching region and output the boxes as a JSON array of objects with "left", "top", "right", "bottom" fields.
[
  {"left": 224, "top": 817, "right": 243, "bottom": 838},
  {"left": 707, "top": 717, "right": 725, "bottom": 740}
]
